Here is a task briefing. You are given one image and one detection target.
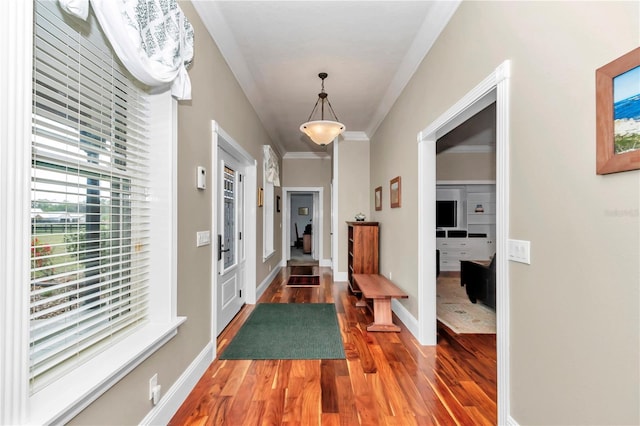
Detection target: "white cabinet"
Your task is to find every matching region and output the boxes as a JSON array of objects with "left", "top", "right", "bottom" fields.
[
  {"left": 436, "top": 183, "right": 496, "bottom": 272},
  {"left": 466, "top": 192, "right": 496, "bottom": 237},
  {"left": 437, "top": 237, "right": 495, "bottom": 271}
]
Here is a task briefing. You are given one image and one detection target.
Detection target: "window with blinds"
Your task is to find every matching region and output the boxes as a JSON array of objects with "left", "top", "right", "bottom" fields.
[{"left": 31, "top": 1, "right": 151, "bottom": 392}]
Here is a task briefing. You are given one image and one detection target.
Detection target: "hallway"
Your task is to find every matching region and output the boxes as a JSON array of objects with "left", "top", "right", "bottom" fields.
[{"left": 170, "top": 267, "right": 496, "bottom": 425}]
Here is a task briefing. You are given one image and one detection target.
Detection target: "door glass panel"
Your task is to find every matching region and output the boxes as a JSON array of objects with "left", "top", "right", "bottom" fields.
[{"left": 223, "top": 165, "right": 236, "bottom": 269}]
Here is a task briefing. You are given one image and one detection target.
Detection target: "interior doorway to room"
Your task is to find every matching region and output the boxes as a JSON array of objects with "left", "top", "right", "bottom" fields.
[
  {"left": 435, "top": 102, "right": 497, "bottom": 336},
  {"left": 282, "top": 188, "right": 323, "bottom": 266},
  {"left": 417, "top": 61, "right": 510, "bottom": 423}
]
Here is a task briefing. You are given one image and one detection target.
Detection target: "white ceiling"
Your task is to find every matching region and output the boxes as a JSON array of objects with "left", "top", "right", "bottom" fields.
[{"left": 191, "top": 1, "right": 461, "bottom": 155}]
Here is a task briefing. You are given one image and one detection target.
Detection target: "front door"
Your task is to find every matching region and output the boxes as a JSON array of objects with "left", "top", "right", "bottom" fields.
[{"left": 217, "top": 148, "right": 245, "bottom": 335}]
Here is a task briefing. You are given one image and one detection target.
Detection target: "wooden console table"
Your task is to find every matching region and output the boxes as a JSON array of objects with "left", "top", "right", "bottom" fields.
[{"left": 352, "top": 274, "right": 408, "bottom": 332}]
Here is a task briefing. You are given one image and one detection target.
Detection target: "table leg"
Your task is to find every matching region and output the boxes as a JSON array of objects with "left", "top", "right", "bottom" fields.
[{"left": 367, "top": 298, "right": 401, "bottom": 332}]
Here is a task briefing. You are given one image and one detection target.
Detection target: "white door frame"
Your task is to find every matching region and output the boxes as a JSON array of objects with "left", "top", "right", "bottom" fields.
[
  {"left": 281, "top": 187, "right": 324, "bottom": 263},
  {"left": 417, "top": 61, "right": 511, "bottom": 423},
  {"left": 211, "top": 121, "right": 257, "bottom": 355}
]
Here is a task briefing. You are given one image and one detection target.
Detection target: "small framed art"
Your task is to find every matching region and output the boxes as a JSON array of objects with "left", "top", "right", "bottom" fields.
[
  {"left": 374, "top": 186, "right": 382, "bottom": 211},
  {"left": 390, "top": 176, "right": 401, "bottom": 208}
]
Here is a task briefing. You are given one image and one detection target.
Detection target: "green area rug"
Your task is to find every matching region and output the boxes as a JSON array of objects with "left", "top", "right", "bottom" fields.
[{"left": 219, "top": 303, "right": 345, "bottom": 360}]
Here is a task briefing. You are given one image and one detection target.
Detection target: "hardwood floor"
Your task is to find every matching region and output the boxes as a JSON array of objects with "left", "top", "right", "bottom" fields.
[{"left": 169, "top": 267, "right": 497, "bottom": 425}]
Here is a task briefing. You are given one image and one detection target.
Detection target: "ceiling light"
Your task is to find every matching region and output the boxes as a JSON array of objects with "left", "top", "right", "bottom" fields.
[{"left": 300, "top": 72, "right": 345, "bottom": 146}]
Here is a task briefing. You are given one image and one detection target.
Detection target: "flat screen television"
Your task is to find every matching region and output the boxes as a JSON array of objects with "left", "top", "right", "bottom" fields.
[{"left": 436, "top": 200, "right": 457, "bottom": 228}]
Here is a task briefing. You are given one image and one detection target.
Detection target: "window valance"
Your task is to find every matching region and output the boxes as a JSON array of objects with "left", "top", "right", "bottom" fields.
[
  {"left": 59, "top": 0, "right": 194, "bottom": 100},
  {"left": 263, "top": 145, "right": 280, "bottom": 187}
]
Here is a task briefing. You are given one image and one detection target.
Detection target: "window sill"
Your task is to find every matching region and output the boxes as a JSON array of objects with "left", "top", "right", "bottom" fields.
[
  {"left": 263, "top": 250, "right": 276, "bottom": 262},
  {"left": 28, "top": 317, "right": 186, "bottom": 426}
]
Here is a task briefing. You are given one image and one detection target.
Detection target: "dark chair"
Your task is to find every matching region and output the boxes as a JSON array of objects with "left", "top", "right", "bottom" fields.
[
  {"left": 294, "top": 223, "right": 303, "bottom": 249},
  {"left": 460, "top": 255, "right": 496, "bottom": 310}
]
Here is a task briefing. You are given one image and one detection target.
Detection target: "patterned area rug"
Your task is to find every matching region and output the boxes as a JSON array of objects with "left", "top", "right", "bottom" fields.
[
  {"left": 437, "top": 276, "right": 496, "bottom": 334},
  {"left": 287, "top": 275, "right": 320, "bottom": 287},
  {"left": 290, "top": 266, "right": 315, "bottom": 275}
]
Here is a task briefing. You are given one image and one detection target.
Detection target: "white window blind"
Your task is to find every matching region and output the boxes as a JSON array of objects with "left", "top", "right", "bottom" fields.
[{"left": 31, "top": 0, "right": 151, "bottom": 392}]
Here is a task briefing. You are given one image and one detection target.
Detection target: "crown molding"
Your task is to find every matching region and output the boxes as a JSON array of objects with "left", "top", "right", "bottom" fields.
[
  {"left": 366, "top": 0, "right": 461, "bottom": 137},
  {"left": 342, "top": 131, "right": 369, "bottom": 141},
  {"left": 283, "top": 151, "right": 331, "bottom": 160}
]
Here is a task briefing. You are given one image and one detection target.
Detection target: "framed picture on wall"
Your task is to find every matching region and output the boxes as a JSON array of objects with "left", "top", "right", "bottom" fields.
[
  {"left": 375, "top": 186, "right": 382, "bottom": 211},
  {"left": 298, "top": 207, "right": 309, "bottom": 216},
  {"left": 276, "top": 195, "right": 281, "bottom": 212},
  {"left": 258, "top": 187, "right": 263, "bottom": 207},
  {"left": 596, "top": 47, "right": 640, "bottom": 174},
  {"left": 390, "top": 176, "right": 401, "bottom": 208}
]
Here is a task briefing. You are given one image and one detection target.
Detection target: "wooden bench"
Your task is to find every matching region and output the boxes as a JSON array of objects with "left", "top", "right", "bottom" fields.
[{"left": 352, "top": 274, "right": 408, "bottom": 332}]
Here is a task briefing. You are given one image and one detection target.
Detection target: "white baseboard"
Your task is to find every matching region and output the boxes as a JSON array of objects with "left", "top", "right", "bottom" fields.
[
  {"left": 319, "top": 258, "right": 332, "bottom": 267},
  {"left": 333, "top": 271, "right": 348, "bottom": 282},
  {"left": 256, "top": 264, "right": 282, "bottom": 300},
  {"left": 507, "top": 415, "right": 520, "bottom": 425},
  {"left": 391, "top": 299, "right": 419, "bottom": 339},
  {"left": 139, "top": 341, "right": 214, "bottom": 426}
]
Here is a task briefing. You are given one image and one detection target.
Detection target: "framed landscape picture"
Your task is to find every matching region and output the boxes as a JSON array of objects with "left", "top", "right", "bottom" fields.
[{"left": 596, "top": 47, "right": 640, "bottom": 174}]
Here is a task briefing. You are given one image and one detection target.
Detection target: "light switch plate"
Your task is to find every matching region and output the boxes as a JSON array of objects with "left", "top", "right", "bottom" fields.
[
  {"left": 508, "top": 239, "right": 531, "bottom": 264},
  {"left": 196, "top": 230, "right": 211, "bottom": 247}
]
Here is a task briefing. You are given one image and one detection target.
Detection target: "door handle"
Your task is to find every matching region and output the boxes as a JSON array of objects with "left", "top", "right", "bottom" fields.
[{"left": 218, "top": 235, "right": 230, "bottom": 260}]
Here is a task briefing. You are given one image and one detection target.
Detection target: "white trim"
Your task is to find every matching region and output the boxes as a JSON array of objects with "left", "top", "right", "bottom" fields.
[
  {"left": 319, "top": 258, "right": 333, "bottom": 267},
  {"left": 211, "top": 121, "right": 257, "bottom": 351},
  {"left": 417, "top": 60, "right": 511, "bottom": 425},
  {"left": 283, "top": 151, "right": 330, "bottom": 160},
  {"left": 331, "top": 146, "right": 339, "bottom": 272},
  {"left": 30, "top": 319, "right": 185, "bottom": 426},
  {"left": 391, "top": 299, "right": 419, "bottom": 338},
  {"left": 333, "top": 272, "right": 348, "bottom": 282},
  {"left": 256, "top": 264, "right": 282, "bottom": 301},
  {"left": 139, "top": 341, "right": 214, "bottom": 426},
  {"left": 367, "top": 0, "right": 462, "bottom": 137},
  {"left": 507, "top": 416, "right": 521, "bottom": 426},
  {"left": 494, "top": 60, "right": 512, "bottom": 426},
  {"left": 0, "top": 2, "right": 33, "bottom": 423},
  {"left": 341, "top": 131, "right": 369, "bottom": 141}
]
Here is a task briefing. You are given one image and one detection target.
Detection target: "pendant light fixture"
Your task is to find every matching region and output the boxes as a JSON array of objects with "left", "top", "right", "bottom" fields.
[{"left": 300, "top": 72, "right": 345, "bottom": 146}]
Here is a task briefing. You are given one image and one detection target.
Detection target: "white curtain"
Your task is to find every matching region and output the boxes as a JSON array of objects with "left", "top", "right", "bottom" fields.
[
  {"left": 59, "top": 0, "right": 194, "bottom": 100},
  {"left": 263, "top": 145, "right": 280, "bottom": 187}
]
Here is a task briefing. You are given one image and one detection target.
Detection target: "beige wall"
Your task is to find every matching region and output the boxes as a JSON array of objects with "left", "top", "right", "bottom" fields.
[
  {"left": 282, "top": 157, "right": 332, "bottom": 261},
  {"left": 70, "top": 2, "right": 279, "bottom": 424},
  {"left": 336, "top": 138, "right": 371, "bottom": 275},
  {"left": 371, "top": 1, "right": 639, "bottom": 424},
  {"left": 436, "top": 151, "right": 496, "bottom": 181}
]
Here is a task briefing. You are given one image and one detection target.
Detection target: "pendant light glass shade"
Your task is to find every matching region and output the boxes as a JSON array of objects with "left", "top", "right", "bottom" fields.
[
  {"left": 300, "top": 120, "right": 345, "bottom": 146},
  {"left": 300, "top": 73, "right": 345, "bottom": 146}
]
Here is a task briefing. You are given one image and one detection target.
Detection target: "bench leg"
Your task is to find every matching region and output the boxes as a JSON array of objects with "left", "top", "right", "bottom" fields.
[{"left": 367, "top": 298, "right": 401, "bottom": 332}]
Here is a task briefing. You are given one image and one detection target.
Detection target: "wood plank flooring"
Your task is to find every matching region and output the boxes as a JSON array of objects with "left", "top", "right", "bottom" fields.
[{"left": 169, "top": 267, "right": 497, "bottom": 425}]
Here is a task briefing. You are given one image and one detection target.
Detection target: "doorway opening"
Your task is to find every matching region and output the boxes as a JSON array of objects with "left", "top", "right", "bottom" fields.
[
  {"left": 417, "top": 61, "right": 511, "bottom": 423},
  {"left": 435, "top": 102, "right": 496, "bottom": 335},
  {"left": 282, "top": 187, "right": 323, "bottom": 267}
]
